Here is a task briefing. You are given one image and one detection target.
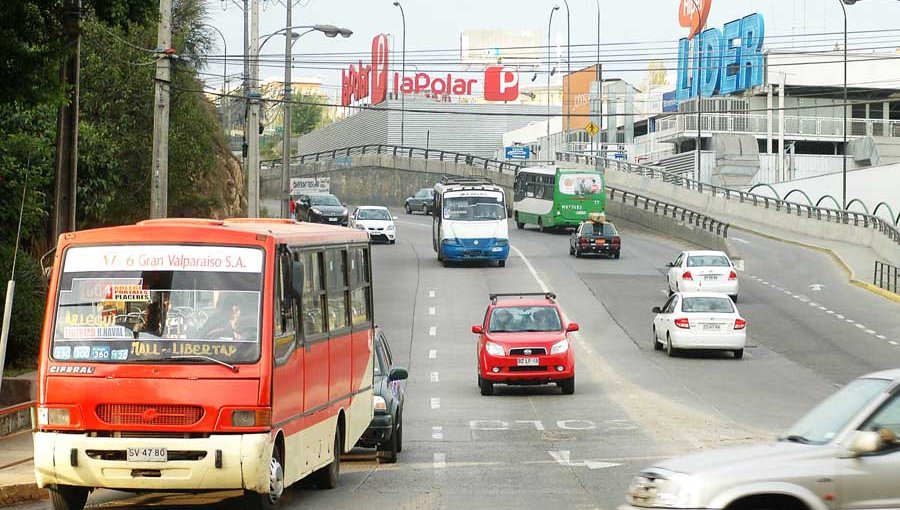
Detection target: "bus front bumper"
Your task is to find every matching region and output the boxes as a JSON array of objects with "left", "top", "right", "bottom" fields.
[
  {"left": 33, "top": 431, "right": 272, "bottom": 493},
  {"left": 442, "top": 240, "right": 509, "bottom": 261}
]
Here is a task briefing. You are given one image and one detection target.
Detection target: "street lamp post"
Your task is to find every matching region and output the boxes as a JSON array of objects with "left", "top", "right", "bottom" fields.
[
  {"left": 260, "top": 24, "right": 351, "bottom": 219},
  {"left": 562, "top": 0, "right": 570, "bottom": 150},
  {"left": 393, "top": 1, "right": 406, "bottom": 147},
  {"left": 202, "top": 24, "right": 228, "bottom": 99},
  {"left": 593, "top": 0, "right": 602, "bottom": 171},
  {"left": 838, "top": 0, "right": 851, "bottom": 211},
  {"left": 691, "top": 0, "right": 704, "bottom": 183},
  {"left": 547, "top": 5, "right": 560, "bottom": 158}
]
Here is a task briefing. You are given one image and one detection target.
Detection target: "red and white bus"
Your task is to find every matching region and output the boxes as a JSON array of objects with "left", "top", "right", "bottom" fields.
[{"left": 33, "top": 218, "right": 374, "bottom": 510}]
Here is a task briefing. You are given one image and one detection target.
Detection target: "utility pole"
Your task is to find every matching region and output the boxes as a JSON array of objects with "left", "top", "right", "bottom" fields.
[
  {"left": 150, "top": 0, "right": 173, "bottom": 219},
  {"left": 242, "top": 0, "right": 249, "bottom": 162},
  {"left": 247, "top": 0, "right": 260, "bottom": 217},
  {"left": 51, "top": 0, "right": 81, "bottom": 239},
  {"left": 281, "top": 0, "right": 293, "bottom": 219}
]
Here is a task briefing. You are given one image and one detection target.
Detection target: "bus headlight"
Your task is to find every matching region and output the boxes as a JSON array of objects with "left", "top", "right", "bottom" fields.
[
  {"left": 37, "top": 407, "right": 70, "bottom": 426},
  {"left": 230, "top": 409, "right": 272, "bottom": 427}
]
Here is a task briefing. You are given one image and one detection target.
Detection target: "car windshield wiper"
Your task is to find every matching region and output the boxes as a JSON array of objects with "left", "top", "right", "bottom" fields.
[
  {"left": 168, "top": 355, "right": 239, "bottom": 373},
  {"left": 779, "top": 434, "right": 812, "bottom": 444}
]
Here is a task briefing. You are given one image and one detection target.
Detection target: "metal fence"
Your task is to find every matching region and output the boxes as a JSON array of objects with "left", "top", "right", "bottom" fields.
[
  {"left": 874, "top": 261, "right": 900, "bottom": 294},
  {"left": 557, "top": 151, "right": 900, "bottom": 247},
  {"left": 607, "top": 187, "right": 730, "bottom": 238},
  {"left": 263, "top": 144, "right": 524, "bottom": 175}
]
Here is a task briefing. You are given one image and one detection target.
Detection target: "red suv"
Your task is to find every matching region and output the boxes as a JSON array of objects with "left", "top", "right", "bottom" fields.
[{"left": 473, "top": 293, "right": 578, "bottom": 396}]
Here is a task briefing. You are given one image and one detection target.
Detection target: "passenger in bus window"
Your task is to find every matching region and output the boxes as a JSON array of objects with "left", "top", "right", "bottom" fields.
[{"left": 200, "top": 295, "right": 243, "bottom": 339}]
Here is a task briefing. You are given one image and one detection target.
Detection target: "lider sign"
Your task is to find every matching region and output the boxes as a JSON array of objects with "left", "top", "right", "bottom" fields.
[{"left": 675, "top": 13, "right": 765, "bottom": 103}]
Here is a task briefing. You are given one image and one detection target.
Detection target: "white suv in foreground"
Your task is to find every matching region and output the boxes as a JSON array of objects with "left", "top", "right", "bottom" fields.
[{"left": 622, "top": 368, "right": 900, "bottom": 509}]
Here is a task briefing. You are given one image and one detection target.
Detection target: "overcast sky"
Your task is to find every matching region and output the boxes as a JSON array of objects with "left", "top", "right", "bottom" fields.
[{"left": 203, "top": 0, "right": 900, "bottom": 97}]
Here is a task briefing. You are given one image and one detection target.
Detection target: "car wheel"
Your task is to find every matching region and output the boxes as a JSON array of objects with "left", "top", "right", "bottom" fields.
[
  {"left": 479, "top": 376, "right": 493, "bottom": 396},
  {"left": 405, "top": 203, "right": 411, "bottom": 214},
  {"left": 575, "top": 248, "right": 582, "bottom": 258},
  {"left": 653, "top": 327, "right": 662, "bottom": 351},
  {"left": 422, "top": 204, "right": 428, "bottom": 215},
  {"left": 395, "top": 410, "right": 403, "bottom": 453},
  {"left": 49, "top": 485, "right": 90, "bottom": 510},
  {"left": 569, "top": 245, "right": 575, "bottom": 256},
  {"left": 666, "top": 334, "right": 678, "bottom": 357},
  {"left": 614, "top": 251, "right": 621, "bottom": 259},
  {"left": 498, "top": 260, "right": 506, "bottom": 268},
  {"left": 242, "top": 444, "right": 284, "bottom": 510},
  {"left": 559, "top": 377, "right": 575, "bottom": 395},
  {"left": 733, "top": 349, "right": 744, "bottom": 360},
  {"left": 390, "top": 239, "right": 396, "bottom": 245},
  {"left": 376, "top": 417, "right": 399, "bottom": 464},
  {"left": 313, "top": 428, "right": 341, "bottom": 489}
]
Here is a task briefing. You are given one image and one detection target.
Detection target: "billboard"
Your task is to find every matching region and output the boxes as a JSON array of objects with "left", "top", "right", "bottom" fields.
[
  {"left": 459, "top": 30, "right": 542, "bottom": 67},
  {"left": 563, "top": 65, "right": 600, "bottom": 132}
]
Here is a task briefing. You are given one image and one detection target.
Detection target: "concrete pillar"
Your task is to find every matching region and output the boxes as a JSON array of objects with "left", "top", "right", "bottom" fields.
[
  {"left": 778, "top": 74, "right": 785, "bottom": 182},
  {"left": 766, "top": 84, "right": 773, "bottom": 154}
]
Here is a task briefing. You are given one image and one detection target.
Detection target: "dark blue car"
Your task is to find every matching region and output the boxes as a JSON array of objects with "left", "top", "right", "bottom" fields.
[{"left": 356, "top": 327, "right": 407, "bottom": 463}]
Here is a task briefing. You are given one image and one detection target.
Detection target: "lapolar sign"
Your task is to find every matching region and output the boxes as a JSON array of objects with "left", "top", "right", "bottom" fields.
[{"left": 341, "top": 34, "right": 519, "bottom": 106}]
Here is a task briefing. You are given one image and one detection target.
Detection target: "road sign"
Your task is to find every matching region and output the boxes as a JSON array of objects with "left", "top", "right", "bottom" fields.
[
  {"left": 585, "top": 121, "right": 600, "bottom": 138},
  {"left": 505, "top": 146, "right": 531, "bottom": 160}
]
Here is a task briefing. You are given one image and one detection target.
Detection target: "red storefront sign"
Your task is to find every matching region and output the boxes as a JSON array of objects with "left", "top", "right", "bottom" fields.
[{"left": 341, "top": 34, "right": 389, "bottom": 106}]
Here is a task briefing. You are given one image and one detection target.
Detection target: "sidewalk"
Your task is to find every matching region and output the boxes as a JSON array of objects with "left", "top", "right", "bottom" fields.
[{"left": 0, "top": 431, "right": 45, "bottom": 506}]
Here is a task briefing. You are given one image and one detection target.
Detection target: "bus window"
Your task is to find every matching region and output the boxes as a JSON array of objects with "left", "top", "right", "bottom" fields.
[
  {"left": 326, "top": 249, "right": 349, "bottom": 332},
  {"left": 349, "top": 246, "right": 371, "bottom": 326},
  {"left": 273, "top": 249, "right": 296, "bottom": 362},
  {"left": 302, "top": 251, "right": 326, "bottom": 336}
]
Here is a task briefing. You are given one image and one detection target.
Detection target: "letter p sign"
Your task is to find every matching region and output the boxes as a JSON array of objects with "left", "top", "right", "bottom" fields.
[{"left": 484, "top": 66, "right": 519, "bottom": 101}]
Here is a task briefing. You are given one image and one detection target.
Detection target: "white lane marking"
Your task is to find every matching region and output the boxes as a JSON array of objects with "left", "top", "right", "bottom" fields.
[
  {"left": 784, "top": 290, "right": 792, "bottom": 295},
  {"left": 430, "top": 397, "right": 441, "bottom": 409},
  {"left": 846, "top": 319, "right": 856, "bottom": 324},
  {"left": 394, "top": 220, "right": 430, "bottom": 229},
  {"left": 866, "top": 330, "right": 876, "bottom": 335},
  {"left": 760, "top": 280, "right": 769, "bottom": 285},
  {"left": 429, "top": 349, "right": 437, "bottom": 359},
  {"left": 511, "top": 246, "right": 550, "bottom": 293},
  {"left": 429, "top": 326, "right": 437, "bottom": 336},
  {"left": 515, "top": 420, "right": 546, "bottom": 431},
  {"left": 855, "top": 324, "right": 866, "bottom": 329},
  {"left": 430, "top": 371, "right": 440, "bottom": 383},
  {"left": 891, "top": 341, "right": 899, "bottom": 346},
  {"left": 429, "top": 290, "right": 436, "bottom": 298},
  {"left": 836, "top": 314, "right": 845, "bottom": 320},
  {"left": 818, "top": 306, "right": 828, "bottom": 311},
  {"left": 731, "top": 237, "right": 750, "bottom": 244},
  {"left": 808, "top": 302, "right": 818, "bottom": 307},
  {"left": 809, "top": 284, "right": 824, "bottom": 291},
  {"left": 433, "top": 453, "right": 447, "bottom": 469},
  {"left": 428, "top": 306, "right": 436, "bottom": 316},
  {"left": 432, "top": 426, "right": 444, "bottom": 440},
  {"left": 826, "top": 310, "right": 835, "bottom": 314},
  {"left": 877, "top": 335, "right": 887, "bottom": 340},
  {"left": 548, "top": 450, "right": 622, "bottom": 470}
]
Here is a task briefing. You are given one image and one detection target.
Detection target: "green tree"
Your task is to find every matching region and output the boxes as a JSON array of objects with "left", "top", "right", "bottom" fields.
[{"left": 291, "top": 93, "right": 326, "bottom": 137}]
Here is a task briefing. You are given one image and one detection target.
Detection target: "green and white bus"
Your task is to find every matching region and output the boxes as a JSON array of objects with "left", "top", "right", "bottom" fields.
[{"left": 513, "top": 166, "right": 606, "bottom": 231}]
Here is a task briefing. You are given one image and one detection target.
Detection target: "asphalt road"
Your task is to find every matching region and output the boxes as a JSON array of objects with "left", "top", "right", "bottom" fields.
[{"left": 13, "top": 211, "right": 900, "bottom": 510}]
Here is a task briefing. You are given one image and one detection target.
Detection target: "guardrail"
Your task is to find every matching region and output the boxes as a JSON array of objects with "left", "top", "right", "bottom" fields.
[
  {"left": 874, "top": 261, "right": 900, "bottom": 294},
  {"left": 557, "top": 151, "right": 900, "bottom": 247},
  {"left": 264, "top": 145, "right": 524, "bottom": 174},
  {"left": 607, "top": 186, "right": 730, "bottom": 238}
]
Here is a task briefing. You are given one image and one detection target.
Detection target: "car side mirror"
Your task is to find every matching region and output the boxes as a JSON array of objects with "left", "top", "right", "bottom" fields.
[
  {"left": 666, "top": 262, "right": 675, "bottom": 267},
  {"left": 566, "top": 323, "right": 579, "bottom": 332},
  {"left": 291, "top": 259, "right": 303, "bottom": 299},
  {"left": 388, "top": 367, "right": 408, "bottom": 382},
  {"left": 472, "top": 325, "right": 484, "bottom": 334},
  {"left": 843, "top": 430, "right": 882, "bottom": 458},
  {"left": 652, "top": 306, "right": 662, "bottom": 314}
]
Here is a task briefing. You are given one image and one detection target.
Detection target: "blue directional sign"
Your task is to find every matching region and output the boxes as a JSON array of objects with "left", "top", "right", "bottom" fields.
[{"left": 505, "top": 146, "right": 531, "bottom": 160}]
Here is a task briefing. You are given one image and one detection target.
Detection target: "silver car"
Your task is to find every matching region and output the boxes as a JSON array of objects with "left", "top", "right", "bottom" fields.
[{"left": 622, "top": 368, "right": 900, "bottom": 509}]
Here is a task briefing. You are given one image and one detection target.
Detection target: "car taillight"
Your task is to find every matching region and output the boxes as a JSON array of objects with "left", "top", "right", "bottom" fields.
[
  {"left": 734, "top": 318, "right": 746, "bottom": 330},
  {"left": 674, "top": 318, "right": 690, "bottom": 329},
  {"left": 611, "top": 236, "right": 621, "bottom": 245},
  {"left": 728, "top": 271, "right": 737, "bottom": 281},
  {"left": 681, "top": 271, "right": 693, "bottom": 281},
  {"left": 579, "top": 237, "right": 589, "bottom": 245}
]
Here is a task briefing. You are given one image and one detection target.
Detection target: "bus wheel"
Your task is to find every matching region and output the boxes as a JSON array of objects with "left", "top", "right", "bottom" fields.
[
  {"left": 243, "top": 445, "right": 284, "bottom": 510},
  {"left": 515, "top": 214, "right": 524, "bottom": 230},
  {"left": 315, "top": 429, "right": 342, "bottom": 489},
  {"left": 49, "top": 485, "right": 89, "bottom": 510},
  {"left": 538, "top": 218, "right": 545, "bottom": 233}
]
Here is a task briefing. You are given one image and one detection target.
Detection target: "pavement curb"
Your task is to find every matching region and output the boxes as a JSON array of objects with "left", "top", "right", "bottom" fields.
[
  {"left": 732, "top": 225, "right": 900, "bottom": 304},
  {"left": 0, "top": 482, "right": 47, "bottom": 506}
]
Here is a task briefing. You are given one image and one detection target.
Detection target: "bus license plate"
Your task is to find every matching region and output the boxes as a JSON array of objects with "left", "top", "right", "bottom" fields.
[
  {"left": 517, "top": 357, "right": 539, "bottom": 366},
  {"left": 127, "top": 447, "right": 167, "bottom": 463}
]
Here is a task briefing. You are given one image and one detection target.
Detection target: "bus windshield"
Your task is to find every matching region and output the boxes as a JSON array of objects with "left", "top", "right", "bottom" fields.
[
  {"left": 558, "top": 173, "right": 603, "bottom": 196},
  {"left": 443, "top": 196, "right": 506, "bottom": 221},
  {"left": 51, "top": 245, "right": 264, "bottom": 364}
]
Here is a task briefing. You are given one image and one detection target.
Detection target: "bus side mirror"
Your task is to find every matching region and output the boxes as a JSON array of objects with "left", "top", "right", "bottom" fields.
[{"left": 291, "top": 260, "right": 303, "bottom": 298}]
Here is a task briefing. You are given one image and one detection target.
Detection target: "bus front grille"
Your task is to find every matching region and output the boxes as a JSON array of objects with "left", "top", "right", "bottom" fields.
[{"left": 96, "top": 404, "right": 205, "bottom": 427}]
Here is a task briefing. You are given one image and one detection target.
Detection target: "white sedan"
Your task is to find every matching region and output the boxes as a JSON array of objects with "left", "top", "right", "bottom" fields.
[
  {"left": 350, "top": 206, "right": 397, "bottom": 244},
  {"left": 666, "top": 250, "right": 739, "bottom": 301},
  {"left": 652, "top": 292, "right": 747, "bottom": 359}
]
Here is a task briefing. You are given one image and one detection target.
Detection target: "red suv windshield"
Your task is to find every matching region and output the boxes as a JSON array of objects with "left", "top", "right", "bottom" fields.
[{"left": 489, "top": 306, "right": 561, "bottom": 333}]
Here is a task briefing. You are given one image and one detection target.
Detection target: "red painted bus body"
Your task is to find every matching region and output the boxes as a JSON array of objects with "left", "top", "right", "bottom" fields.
[{"left": 33, "top": 219, "right": 374, "bottom": 510}]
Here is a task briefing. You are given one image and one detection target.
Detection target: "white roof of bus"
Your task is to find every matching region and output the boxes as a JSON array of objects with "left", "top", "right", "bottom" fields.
[{"left": 517, "top": 166, "right": 601, "bottom": 176}]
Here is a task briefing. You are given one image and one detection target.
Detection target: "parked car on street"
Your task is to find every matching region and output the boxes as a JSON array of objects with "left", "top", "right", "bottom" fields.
[
  {"left": 473, "top": 292, "right": 577, "bottom": 396},
  {"left": 294, "top": 192, "right": 349, "bottom": 226},
  {"left": 350, "top": 206, "right": 397, "bottom": 244},
  {"left": 666, "top": 250, "right": 739, "bottom": 301},
  {"left": 404, "top": 188, "right": 435, "bottom": 215},
  {"left": 569, "top": 216, "right": 621, "bottom": 258},
  {"left": 357, "top": 327, "right": 408, "bottom": 463},
  {"left": 652, "top": 292, "right": 747, "bottom": 359},
  {"left": 622, "top": 368, "right": 900, "bottom": 509}
]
